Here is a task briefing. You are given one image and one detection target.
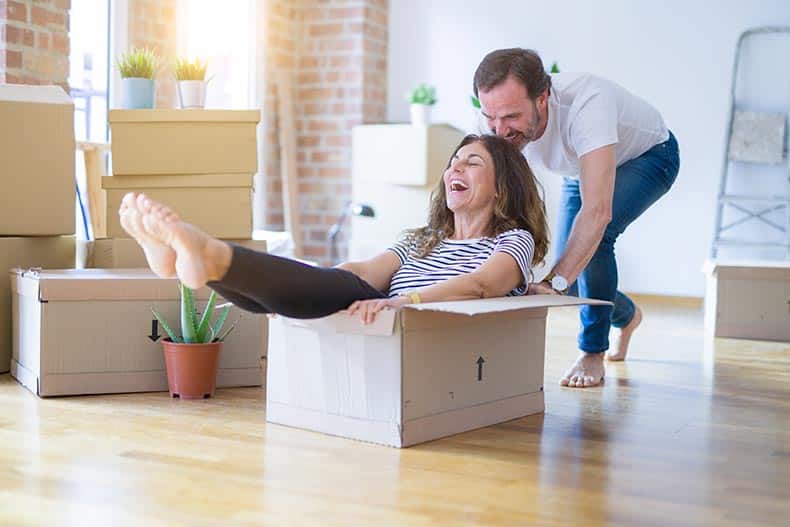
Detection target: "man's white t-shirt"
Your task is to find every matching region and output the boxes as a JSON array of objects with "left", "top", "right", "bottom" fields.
[{"left": 523, "top": 72, "right": 669, "bottom": 178}]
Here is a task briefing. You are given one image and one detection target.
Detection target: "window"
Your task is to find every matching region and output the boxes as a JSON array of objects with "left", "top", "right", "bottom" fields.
[{"left": 176, "top": 0, "right": 256, "bottom": 108}]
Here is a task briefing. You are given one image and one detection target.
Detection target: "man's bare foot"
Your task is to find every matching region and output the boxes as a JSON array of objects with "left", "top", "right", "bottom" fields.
[
  {"left": 607, "top": 305, "right": 642, "bottom": 362},
  {"left": 121, "top": 193, "right": 232, "bottom": 290},
  {"left": 560, "top": 352, "right": 605, "bottom": 388},
  {"left": 119, "top": 192, "right": 176, "bottom": 278}
]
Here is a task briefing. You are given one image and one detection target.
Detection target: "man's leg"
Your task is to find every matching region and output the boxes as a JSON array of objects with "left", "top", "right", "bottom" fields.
[{"left": 565, "top": 133, "right": 680, "bottom": 386}]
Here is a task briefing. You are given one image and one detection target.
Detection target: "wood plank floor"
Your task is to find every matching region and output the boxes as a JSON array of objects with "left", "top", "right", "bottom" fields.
[{"left": 0, "top": 300, "right": 787, "bottom": 527}]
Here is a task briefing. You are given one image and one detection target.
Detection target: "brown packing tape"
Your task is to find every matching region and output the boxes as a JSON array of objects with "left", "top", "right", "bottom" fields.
[{"left": 108, "top": 109, "right": 261, "bottom": 123}]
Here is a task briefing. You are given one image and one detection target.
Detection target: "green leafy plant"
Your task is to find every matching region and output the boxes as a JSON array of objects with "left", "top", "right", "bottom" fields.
[
  {"left": 406, "top": 83, "right": 437, "bottom": 105},
  {"left": 470, "top": 94, "right": 481, "bottom": 109},
  {"left": 549, "top": 61, "right": 560, "bottom": 73},
  {"left": 151, "top": 284, "right": 235, "bottom": 344},
  {"left": 174, "top": 57, "right": 209, "bottom": 81},
  {"left": 116, "top": 47, "right": 160, "bottom": 79}
]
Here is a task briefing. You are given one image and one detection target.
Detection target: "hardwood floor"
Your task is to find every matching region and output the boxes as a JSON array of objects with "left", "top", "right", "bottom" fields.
[{"left": 0, "top": 300, "right": 787, "bottom": 526}]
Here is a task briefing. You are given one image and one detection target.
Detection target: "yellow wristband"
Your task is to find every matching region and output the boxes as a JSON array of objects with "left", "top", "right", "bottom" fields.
[{"left": 402, "top": 291, "right": 421, "bottom": 304}]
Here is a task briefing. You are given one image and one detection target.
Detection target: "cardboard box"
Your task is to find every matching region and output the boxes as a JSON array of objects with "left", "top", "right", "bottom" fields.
[
  {"left": 109, "top": 109, "right": 260, "bottom": 176},
  {"left": 0, "top": 236, "right": 76, "bottom": 373},
  {"left": 703, "top": 259, "right": 790, "bottom": 341},
  {"left": 267, "top": 295, "right": 609, "bottom": 447},
  {"left": 0, "top": 85, "right": 75, "bottom": 235},
  {"left": 351, "top": 124, "right": 465, "bottom": 186},
  {"left": 85, "top": 237, "right": 267, "bottom": 268},
  {"left": 102, "top": 173, "right": 253, "bottom": 239},
  {"left": 10, "top": 268, "right": 265, "bottom": 397}
]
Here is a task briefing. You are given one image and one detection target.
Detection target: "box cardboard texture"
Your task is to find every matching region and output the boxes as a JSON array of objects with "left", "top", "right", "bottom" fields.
[
  {"left": 704, "top": 260, "right": 790, "bottom": 342},
  {"left": 267, "top": 295, "right": 610, "bottom": 448},
  {"left": 0, "top": 236, "right": 76, "bottom": 373},
  {"left": 103, "top": 173, "right": 253, "bottom": 239},
  {"left": 86, "top": 237, "right": 266, "bottom": 269},
  {"left": 10, "top": 268, "right": 265, "bottom": 397},
  {"left": 0, "top": 85, "right": 75, "bottom": 235},
  {"left": 109, "top": 109, "right": 260, "bottom": 176}
]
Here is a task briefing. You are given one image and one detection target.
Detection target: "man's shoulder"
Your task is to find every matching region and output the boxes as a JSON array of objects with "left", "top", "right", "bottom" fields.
[{"left": 552, "top": 72, "right": 618, "bottom": 101}]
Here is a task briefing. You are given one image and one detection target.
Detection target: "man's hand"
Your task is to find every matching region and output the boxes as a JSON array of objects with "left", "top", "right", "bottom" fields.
[
  {"left": 345, "top": 296, "right": 411, "bottom": 325},
  {"left": 528, "top": 281, "right": 560, "bottom": 295}
]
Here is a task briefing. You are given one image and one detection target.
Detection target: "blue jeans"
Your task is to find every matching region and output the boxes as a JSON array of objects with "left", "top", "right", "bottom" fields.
[{"left": 555, "top": 131, "right": 680, "bottom": 352}]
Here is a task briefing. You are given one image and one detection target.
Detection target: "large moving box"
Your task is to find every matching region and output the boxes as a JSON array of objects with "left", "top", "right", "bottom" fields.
[
  {"left": 0, "top": 85, "right": 75, "bottom": 235},
  {"left": 703, "top": 259, "right": 790, "bottom": 341},
  {"left": 11, "top": 268, "right": 265, "bottom": 397},
  {"left": 85, "top": 237, "right": 266, "bottom": 268},
  {"left": 102, "top": 173, "right": 253, "bottom": 239},
  {"left": 267, "top": 295, "right": 609, "bottom": 447},
  {"left": 0, "top": 236, "right": 76, "bottom": 373},
  {"left": 109, "top": 109, "right": 260, "bottom": 176}
]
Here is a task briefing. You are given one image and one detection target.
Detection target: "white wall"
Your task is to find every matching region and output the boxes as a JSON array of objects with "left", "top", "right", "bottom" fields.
[{"left": 387, "top": 0, "right": 790, "bottom": 297}]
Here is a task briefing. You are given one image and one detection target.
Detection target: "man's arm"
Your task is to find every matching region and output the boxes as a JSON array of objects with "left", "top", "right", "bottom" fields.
[{"left": 546, "top": 144, "right": 616, "bottom": 286}]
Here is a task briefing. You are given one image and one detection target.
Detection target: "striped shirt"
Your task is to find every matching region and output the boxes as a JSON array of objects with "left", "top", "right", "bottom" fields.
[{"left": 387, "top": 229, "right": 535, "bottom": 298}]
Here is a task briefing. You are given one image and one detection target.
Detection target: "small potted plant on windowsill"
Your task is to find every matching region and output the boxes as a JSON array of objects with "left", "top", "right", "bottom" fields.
[
  {"left": 406, "top": 83, "right": 436, "bottom": 126},
  {"left": 175, "top": 57, "right": 209, "bottom": 109},
  {"left": 117, "top": 47, "right": 160, "bottom": 109},
  {"left": 152, "top": 284, "right": 235, "bottom": 399}
]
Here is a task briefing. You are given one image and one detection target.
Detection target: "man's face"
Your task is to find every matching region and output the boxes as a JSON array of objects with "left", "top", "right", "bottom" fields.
[{"left": 478, "top": 75, "right": 547, "bottom": 150}]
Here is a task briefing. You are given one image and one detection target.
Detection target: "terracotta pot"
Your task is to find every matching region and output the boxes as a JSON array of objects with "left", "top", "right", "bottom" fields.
[{"left": 162, "top": 339, "right": 222, "bottom": 399}]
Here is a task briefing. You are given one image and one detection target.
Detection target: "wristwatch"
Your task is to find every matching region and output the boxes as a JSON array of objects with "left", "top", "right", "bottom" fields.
[{"left": 542, "top": 271, "right": 569, "bottom": 295}]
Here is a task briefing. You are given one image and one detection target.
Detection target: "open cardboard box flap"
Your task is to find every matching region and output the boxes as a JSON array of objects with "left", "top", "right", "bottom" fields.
[
  {"left": 10, "top": 268, "right": 220, "bottom": 302},
  {"left": 281, "top": 295, "right": 612, "bottom": 337}
]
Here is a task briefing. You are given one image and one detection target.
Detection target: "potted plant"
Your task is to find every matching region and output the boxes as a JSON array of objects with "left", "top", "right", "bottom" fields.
[
  {"left": 175, "top": 57, "right": 209, "bottom": 109},
  {"left": 406, "top": 83, "right": 436, "bottom": 126},
  {"left": 151, "top": 284, "right": 235, "bottom": 399},
  {"left": 116, "top": 47, "right": 160, "bottom": 109}
]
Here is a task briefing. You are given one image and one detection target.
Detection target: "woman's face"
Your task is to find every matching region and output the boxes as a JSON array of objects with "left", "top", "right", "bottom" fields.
[{"left": 443, "top": 141, "right": 497, "bottom": 214}]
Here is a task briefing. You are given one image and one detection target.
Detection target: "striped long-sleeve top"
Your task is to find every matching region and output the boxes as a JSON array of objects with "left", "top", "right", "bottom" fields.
[{"left": 386, "top": 228, "right": 536, "bottom": 298}]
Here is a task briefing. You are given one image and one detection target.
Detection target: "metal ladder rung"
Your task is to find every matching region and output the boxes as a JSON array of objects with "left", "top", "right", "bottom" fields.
[
  {"left": 720, "top": 194, "right": 789, "bottom": 204},
  {"left": 716, "top": 238, "right": 790, "bottom": 248}
]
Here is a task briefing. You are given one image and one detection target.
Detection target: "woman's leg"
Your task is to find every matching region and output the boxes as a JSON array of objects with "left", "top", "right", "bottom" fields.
[
  {"left": 118, "top": 192, "right": 386, "bottom": 319},
  {"left": 207, "top": 245, "right": 386, "bottom": 318}
]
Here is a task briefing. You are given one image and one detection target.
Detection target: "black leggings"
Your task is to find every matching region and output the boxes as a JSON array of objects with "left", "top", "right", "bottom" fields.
[{"left": 206, "top": 244, "right": 387, "bottom": 319}]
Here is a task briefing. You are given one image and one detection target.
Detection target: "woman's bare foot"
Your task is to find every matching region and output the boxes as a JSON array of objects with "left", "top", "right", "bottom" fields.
[
  {"left": 607, "top": 305, "right": 643, "bottom": 362},
  {"left": 119, "top": 192, "right": 176, "bottom": 278},
  {"left": 560, "top": 352, "right": 605, "bottom": 388},
  {"left": 121, "top": 193, "right": 232, "bottom": 290}
]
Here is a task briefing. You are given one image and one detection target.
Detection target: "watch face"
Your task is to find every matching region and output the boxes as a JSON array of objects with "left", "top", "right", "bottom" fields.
[{"left": 551, "top": 275, "right": 568, "bottom": 291}]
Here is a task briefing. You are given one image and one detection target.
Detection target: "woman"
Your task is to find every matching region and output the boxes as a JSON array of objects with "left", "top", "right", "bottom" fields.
[{"left": 119, "top": 134, "right": 549, "bottom": 324}]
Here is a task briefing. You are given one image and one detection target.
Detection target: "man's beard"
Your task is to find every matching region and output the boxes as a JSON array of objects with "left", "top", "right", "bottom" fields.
[{"left": 500, "top": 100, "right": 541, "bottom": 150}]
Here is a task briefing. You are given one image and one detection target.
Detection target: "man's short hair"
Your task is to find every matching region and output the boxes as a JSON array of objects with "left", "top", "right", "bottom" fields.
[{"left": 474, "top": 48, "right": 552, "bottom": 100}]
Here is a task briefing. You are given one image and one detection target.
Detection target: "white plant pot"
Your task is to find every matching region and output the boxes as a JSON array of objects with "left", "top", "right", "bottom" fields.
[
  {"left": 177, "top": 80, "right": 207, "bottom": 109},
  {"left": 410, "top": 104, "right": 432, "bottom": 126}
]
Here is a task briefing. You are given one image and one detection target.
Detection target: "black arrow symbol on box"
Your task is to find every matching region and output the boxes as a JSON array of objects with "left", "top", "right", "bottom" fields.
[
  {"left": 148, "top": 319, "right": 160, "bottom": 342},
  {"left": 477, "top": 356, "right": 485, "bottom": 381}
]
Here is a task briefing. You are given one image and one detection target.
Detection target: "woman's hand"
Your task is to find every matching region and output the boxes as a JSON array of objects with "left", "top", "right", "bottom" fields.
[
  {"left": 527, "top": 280, "right": 559, "bottom": 295},
  {"left": 345, "top": 296, "right": 411, "bottom": 325}
]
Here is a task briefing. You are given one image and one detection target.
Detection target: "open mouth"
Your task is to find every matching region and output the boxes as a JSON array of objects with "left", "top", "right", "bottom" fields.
[{"left": 449, "top": 180, "right": 469, "bottom": 192}]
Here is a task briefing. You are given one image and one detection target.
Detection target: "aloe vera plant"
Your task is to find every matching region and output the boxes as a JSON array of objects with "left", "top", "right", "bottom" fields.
[{"left": 151, "top": 284, "right": 235, "bottom": 344}]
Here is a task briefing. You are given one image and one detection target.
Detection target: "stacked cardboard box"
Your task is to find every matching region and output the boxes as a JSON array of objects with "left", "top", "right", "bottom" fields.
[
  {"left": 0, "top": 85, "right": 77, "bottom": 372},
  {"left": 104, "top": 109, "right": 260, "bottom": 239}
]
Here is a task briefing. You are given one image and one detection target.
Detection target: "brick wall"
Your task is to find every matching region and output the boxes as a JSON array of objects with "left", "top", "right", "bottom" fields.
[
  {"left": 262, "top": 0, "right": 388, "bottom": 264},
  {"left": 0, "top": 0, "right": 70, "bottom": 88},
  {"left": 126, "top": 0, "right": 177, "bottom": 108}
]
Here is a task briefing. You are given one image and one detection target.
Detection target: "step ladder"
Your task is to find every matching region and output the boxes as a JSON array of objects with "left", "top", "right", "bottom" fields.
[{"left": 712, "top": 26, "right": 790, "bottom": 259}]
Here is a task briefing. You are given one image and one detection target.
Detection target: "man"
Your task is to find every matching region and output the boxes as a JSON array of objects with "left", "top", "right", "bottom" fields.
[{"left": 474, "top": 48, "right": 680, "bottom": 388}]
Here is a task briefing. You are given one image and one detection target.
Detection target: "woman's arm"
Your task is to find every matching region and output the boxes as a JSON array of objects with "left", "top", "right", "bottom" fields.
[
  {"left": 415, "top": 251, "right": 524, "bottom": 302},
  {"left": 336, "top": 251, "right": 401, "bottom": 292}
]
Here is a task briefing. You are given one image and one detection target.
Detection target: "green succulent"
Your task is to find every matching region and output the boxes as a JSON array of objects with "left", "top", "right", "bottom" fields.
[
  {"left": 406, "top": 83, "right": 437, "bottom": 105},
  {"left": 175, "top": 57, "right": 209, "bottom": 81},
  {"left": 151, "top": 284, "right": 234, "bottom": 344},
  {"left": 116, "top": 47, "right": 160, "bottom": 79}
]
